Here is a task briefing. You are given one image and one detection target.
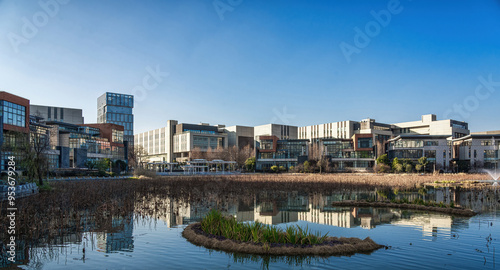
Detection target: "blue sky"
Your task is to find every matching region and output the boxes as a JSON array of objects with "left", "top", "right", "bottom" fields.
[{"left": 1, "top": 0, "right": 499, "bottom": 133}]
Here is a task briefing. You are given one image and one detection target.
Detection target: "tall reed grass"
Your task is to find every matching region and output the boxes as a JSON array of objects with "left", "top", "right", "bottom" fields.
[{"left": 200, "top": 209, "right": 328, "bottom": 245}]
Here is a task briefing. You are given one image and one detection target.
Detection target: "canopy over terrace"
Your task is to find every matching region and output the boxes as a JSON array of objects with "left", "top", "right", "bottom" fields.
[
  {"left": 146, "top": 162, "right": 179, "bottom": 172},
  {"left": 181, "top": 159, "right": 237, "bottom": 174}
]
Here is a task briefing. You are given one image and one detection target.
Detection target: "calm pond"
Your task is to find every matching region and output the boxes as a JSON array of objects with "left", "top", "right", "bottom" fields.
[{"left": 4, "top": 186, "right": 500, "bottom": 269}]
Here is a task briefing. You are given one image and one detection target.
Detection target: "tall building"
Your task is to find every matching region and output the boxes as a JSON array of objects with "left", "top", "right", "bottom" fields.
[
  {"left": 97, "top": 92, "right": 134, "bottom": 145},
  {"left": 30, "top": 105, "right": 84, "bottom": 125}
]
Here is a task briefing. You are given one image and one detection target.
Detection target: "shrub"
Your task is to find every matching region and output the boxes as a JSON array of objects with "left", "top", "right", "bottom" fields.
[
  {"left": 405, "top": 164, "right": 413, "bottom": 173},
  {"left": 245, "top": 157, "right": 256, "bottom": 172},
  {"left": 393, "top": 163, "right": 404, "bottom": 174},
  {"left": 375, "top": 164, "right": 391, "bottom": 173},
  {"left": 415, "top": 164, "right": 423, "bottom": 172},
  {"left": 270, "top": 165, "right": 279, "bottom": 173},
  {"left": 376, "top": 154, "right": 390, "bottom": 166}
]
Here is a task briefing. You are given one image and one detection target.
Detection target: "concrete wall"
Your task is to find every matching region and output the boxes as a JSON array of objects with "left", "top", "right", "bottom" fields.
[
  {"left": 225, "top": 125, "right": 254, "bottom": 148},
  {"left": 30, "top": 105, "right": 84, "bottom": 125},
  {"left": 299, "top": 121, "right": 356, "bottom": 140},
  {"left": 254, "top": 124, "right": 298, "bottom": 140}
]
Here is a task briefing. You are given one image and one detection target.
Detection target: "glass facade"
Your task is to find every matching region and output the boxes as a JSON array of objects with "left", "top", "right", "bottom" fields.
[
  {"left": 323, "top": 140, "right": 353, "bottom": 158},
  {"left": 275, "top": 140, "right": 307, "bottom": 159},
  {"left": 389, "top": 149, "right": 423, "bottom": 159},
  {"left": 98, "top": 92, "right": 134, "bottom": 143},
  {"left": 192, "top": 136, "right": 223, "bottom": 150},
  {"left": 357, "top": 137, "right": 373, "bottom": 148},
  {"left": 1, "top": 100, "right": 26, "bottom": 127},
  {"left": 0, "top": 132, "right": 26, "bottom": 171}
]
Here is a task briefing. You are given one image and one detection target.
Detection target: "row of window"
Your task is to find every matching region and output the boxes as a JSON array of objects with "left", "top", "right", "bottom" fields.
[
  {"left": 107, "top": 113, "right": 133, "bottom": 124},
  {"left": 106, "top": 93, "right": 134, "bottom": 107},
  {"left": 1, "top": 101, "right": 26, "bottom": 127}
]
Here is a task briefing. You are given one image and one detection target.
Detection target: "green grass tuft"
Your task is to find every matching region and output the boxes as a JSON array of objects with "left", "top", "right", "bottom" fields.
[{"left": 200, "top": 209, "right": 329, "bottom": 245}]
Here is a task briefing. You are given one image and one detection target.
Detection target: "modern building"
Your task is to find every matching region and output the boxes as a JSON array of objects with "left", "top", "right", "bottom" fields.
[
  {"left": 387, "top": 135, "right": 453, "bottom": 171},
  {"left": 45, "top": 121, "right": 126, "bottom": 168},
  {"left": 97, "top": 92, "right": 134, "bottom": 146},
  {"left": 0, "top": 91, "right": 30, "bottom": 171},
  {"left": 298, "top": 114, "right": 470, "bottom": 171},
  {"left": 319, "top": 137, "right": 376, "bottom": 171},
  {"left": 254, "top": 135, "right": 308, "bottom": 171},
  {"left": 135, "top": 120, "right": 228, "bottom": 163},
  {"left": 30, "top": 105, "right": 84, "bottom": 125}
]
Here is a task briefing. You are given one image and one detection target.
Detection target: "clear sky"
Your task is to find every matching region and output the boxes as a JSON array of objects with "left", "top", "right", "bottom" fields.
[{"left": 1, "top": 0, "right": 499, "bottom": 133}]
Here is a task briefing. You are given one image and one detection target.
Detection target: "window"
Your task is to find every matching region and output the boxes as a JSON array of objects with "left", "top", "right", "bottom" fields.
[
  {"left": 424, "top": 141, "right": 438, "bottom": 146},
  {"left": 60, "top": 108, "right": 64, "bottom": 120}
]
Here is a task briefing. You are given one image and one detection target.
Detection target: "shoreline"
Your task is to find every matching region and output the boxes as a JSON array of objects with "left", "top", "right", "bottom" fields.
[{"left": 182, "top": 223, "right": 384, "bottom": 256}]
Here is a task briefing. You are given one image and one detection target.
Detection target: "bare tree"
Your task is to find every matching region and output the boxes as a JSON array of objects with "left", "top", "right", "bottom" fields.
[
  {"left": 129, "top": 145, "right": 148, "bottom": 169},
  {"left": 237, "top": 144, "right": 254, "bottom": 169},
  {"left": 13, "top": 131, "right": 50, "bottom": 186},
  {"left": 190, "top": 147, "right": 205, "bottom": 160}
]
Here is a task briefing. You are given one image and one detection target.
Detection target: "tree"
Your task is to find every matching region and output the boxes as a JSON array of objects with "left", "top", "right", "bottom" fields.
[
  {"left": 376, "top": 154, "right": 390, "bottom": 166},
  {"left": 237, "top": 145, "right": 254, "bottom": 169},
  {"left": 129, "top": 145, "right": 148, "bottom": 169},
  {"left": 245, "top": 157, "right": 256, "bottom": 172},
  {"left": 418, "top": 157, "right": 429, "bottom": 173},
  {"left": 303, "top": 161, "right": 311, "bottom": 173},
  {"left": 13, "top": 130, "right": 50, "bottom": 186},
  {"left": 190, "top": 147, "right": 205, "bottom": 160},
  {"left": 114, "top": 160, "right": 127, "bottom": 173}
]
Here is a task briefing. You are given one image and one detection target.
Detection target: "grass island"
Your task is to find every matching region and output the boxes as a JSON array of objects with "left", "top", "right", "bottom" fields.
[{"left": 182, "top": 209, "right": 384, "bottom": 256}]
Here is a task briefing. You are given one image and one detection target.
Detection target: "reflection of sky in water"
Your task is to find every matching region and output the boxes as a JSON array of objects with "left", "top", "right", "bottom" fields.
[{"left": 12, "top": 187, "right": 500, "bottom": 269}]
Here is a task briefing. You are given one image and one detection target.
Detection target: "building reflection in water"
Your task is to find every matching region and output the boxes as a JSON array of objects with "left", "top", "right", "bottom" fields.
[
  {"left": 149, "top": 187, "right": 499, "bottom": 238},
  {"left": 96, "top": 215, "right": 135, "bottom": 253}
]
